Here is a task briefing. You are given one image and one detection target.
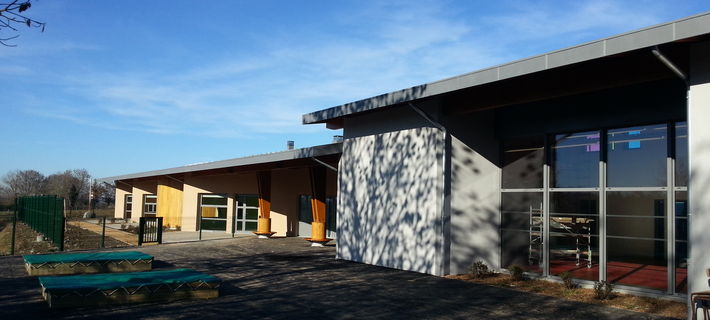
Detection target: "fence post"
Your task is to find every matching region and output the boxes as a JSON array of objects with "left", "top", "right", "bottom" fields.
[
  {"left": 138, "top": 217, "right": 144, "bottom": 246},
  {"left": 157, "top": 217, "right": 163, "bottom": 244},
  {"left": 10, "top": 197, "right": 17, "bottom": 255},
  {"left": 101, "top": 217, "right": 106, "bottom": 248}
]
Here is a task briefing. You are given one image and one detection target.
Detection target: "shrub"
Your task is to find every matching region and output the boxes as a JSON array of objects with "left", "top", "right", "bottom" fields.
[
  {"left": 594, "top": 280, "right": 614, "bottom": 300},
  {"left": 469, "top": 261, "right": 493, "bottom": 278},
  {"left": 559, "top": 271, "right": 574, "bottom": 289},
  {"left": 509, "top": 264, "right": 524, "bottom": 281}
]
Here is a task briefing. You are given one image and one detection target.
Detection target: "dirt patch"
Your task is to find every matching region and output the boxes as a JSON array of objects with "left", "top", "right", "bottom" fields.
[
  {"left": 0, "top": 221, "right": 132, "bottom": 255},
  {"left": 0, "top": 222, "right": 58, "bottom": 255},
  {"left": 446, "top": 273, "right": 686, "bottom": 319},
  {"left": 63, "top": 224, "right": 131, "bottom": 251}
]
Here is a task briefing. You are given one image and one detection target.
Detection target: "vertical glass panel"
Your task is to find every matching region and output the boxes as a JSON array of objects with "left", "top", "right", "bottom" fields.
[
  {"left": 245, "top": 221, "right": 258, "bottom": 231},
  {"left": 675, "top": 191, "right": 688, "bottom": 294},
  {"left": 201, "top": 194, "right": 228, "bottom": 206},
  {"left": 501, "top": 192, "right": 543, "bottom": 273},
  {"left": 502, "top": 136, "right": 544, "bottom": 189},
  {"left": 238, "top": 195, "right": 259, "bottom": 207},
  {"left": 299, "top": 195, "right": 313, "bottom": 223},
  {"left": 236, "top": 221, "right": 243, "bottom": 231},
  {"left": 607, "top": 124, "right": 667, "bottom": 187},
  {"left": 606, "top": 191, "right": 667, "bottom": 291},
  {"left": 549, "top": 192, "right": 599, "bottom": 280},
  {"left": 201, "top": 207, "right": 218, "bottom": 218},
  {"left": 551, "top": 131, "right": 600, "bottom": 188},
  {"left": 246, "top": 208, "right": 259, "bottom": 220},
  {"left": 675, "top": 122, "right": 688, "bottom": 186}
]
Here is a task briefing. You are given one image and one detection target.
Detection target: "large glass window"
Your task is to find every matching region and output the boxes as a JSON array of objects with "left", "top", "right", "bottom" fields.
[
  {"left": 235, "top": 195, "right": 259, "bottom": 232},
  {"left": 675, "top": 122, "right": 688, "bottom": 186},
  {"left": 675, "top": 191, "right": 688, "bottom": 293},
  {"left": 502, "top": 136, "right": 544, "bottom": 189},
  {"left": 500, "top": 192, "right": 543, "bottom": 273},
  {"left": 607, "top": 124, "right": 667, "bottom": 187},
  {"left": 124, "top": 195, "right": 132, "bottom": 218},
  {"left": 298, "top": 195, "right": 337, "bottom": 238},
  {"left": 551, "top": 131, "right": 600, "bottom": 188},
  {"left": 500, "top": 121, "right": 688, "bottom": 295},
  {"left": 549, "top": 192, "right": 599, "bottom": 281},
  {"left": 199, "top": 194, "right": 228, "bottom": 231},
  {"left": 143, "top": 195, "right": 157, "bottom": 217},
  {"left": 606, "top": 191, "right": 667, "bottom": 291}
]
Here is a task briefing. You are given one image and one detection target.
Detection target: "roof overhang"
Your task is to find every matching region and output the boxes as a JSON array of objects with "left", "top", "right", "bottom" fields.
[
  {"left": 98, "top": 143, "right": 342, "bottom": 185},
  {"left": 302, "top": 12, "right": 710, "bottom": 126}
]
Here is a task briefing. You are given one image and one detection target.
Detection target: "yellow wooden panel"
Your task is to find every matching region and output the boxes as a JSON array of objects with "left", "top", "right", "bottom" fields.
[{"left": 157, "top": 182, "right": 183, "bottom": 229}]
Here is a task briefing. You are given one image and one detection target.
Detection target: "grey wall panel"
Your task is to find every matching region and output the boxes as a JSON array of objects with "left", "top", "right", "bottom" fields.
[
  {"left": 676, "top": 14, "right": 710, "bottom": 39},
  {"left": 605, "top": 24, "right": 675, "bottom": 56},
  {"left": 343, "top": 103, "right": 437, "bottom": 140},
  {"left": 446, "top": 110, "right": 502, "bottom": 274},
  {"left": 499, "top": 56, "right": 547, "bottom": 80},
  {"left": 547, "top": 42, "right": 605, "bottom": 69},
  {"left": 688, "top": 40, "right": 710, "bottom": 313},
  {"left": 336, "top": 127, "right": 446, "bottom": 276}
]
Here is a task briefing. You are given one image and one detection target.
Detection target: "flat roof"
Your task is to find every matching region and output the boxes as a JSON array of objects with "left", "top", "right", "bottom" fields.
[
  {"left": 98, "top": 143, "right": 342, "bottom": 184},
  {"left": 302, "top": 11, "right": 710, "bottom": 124}
]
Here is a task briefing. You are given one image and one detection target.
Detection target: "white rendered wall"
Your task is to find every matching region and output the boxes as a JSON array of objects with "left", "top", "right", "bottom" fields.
[
  {"left": 337, "top": 126, "right": 446, "bottom": 275},
  {"left": 689, "top": 41, "right": 710, "bottom": 312}
]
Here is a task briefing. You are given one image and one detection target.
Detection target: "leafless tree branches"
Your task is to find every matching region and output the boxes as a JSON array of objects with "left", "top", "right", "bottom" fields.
[{"left": 0, "top": 0, "right": 45, "bottom": 47}]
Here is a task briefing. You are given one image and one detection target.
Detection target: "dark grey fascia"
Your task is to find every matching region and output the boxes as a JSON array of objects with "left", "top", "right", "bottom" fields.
[
  {"left": 97, "top": 143, "right": 342, "bottom": 184},
  {"left": 302, "top": 11, "right": 710, "bottom": 124}
]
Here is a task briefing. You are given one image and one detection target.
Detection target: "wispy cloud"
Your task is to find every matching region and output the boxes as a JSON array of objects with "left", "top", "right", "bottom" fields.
[{"left": 11, "top": 0, "right": 674, "bottom": 139}]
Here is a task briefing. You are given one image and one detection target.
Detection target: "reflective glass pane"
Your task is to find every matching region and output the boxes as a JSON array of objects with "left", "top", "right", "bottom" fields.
[
  {"left": 675, "top": 191, "right": 688, "bottom": 293},
  {"left": 217, "top": 207, "right": 227, "bottom": 219},
  {"left": 607, "top": 191, "right": 667, "bottom": 291},
  {"left": 201, "top": 194, "right": 228, "bottom": 206},
  {"left": 501, "top": 192, "right": 543, "bottom": 273},
  {"left": 502, "top": 136, "right": 544, "bottom": 189},
  {"left": 675, "top": 122, "right": 688, "bottom": 186},
  {"left": 201, "top": 219, "right": 226, "bottom": 231},
  {"left": 607, "top": 124, "right": 667, "bottom": 187},
  {"left": 549, "top": 192, "right": 599, "bottom": 280},
  {"left": 551, "top": 131, "right": 600, "bottom": 188},
  {"left": 245, "top": 221, "right": 258, "bottom": 231},
  {"left": 201, "top": 207, "right": 218, "bottom": 218},
  {"left": 144, "top": 195, "right": 157, "bottom": 204},
  {"left": 246, "top": 208, "right": 258, "bottom": 220},
  {"left": 299, "top": 195, "right": 313, "bottom": 223},
  {"left": 238, "top": 195, "right": 259, "bottom": 207},
  {"left": 236, "top": 221, "right": 243, "bottom": 231}
]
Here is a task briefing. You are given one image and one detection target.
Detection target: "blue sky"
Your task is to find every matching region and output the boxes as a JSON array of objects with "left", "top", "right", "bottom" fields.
[{"left": 1, "top": 0, "right": 708, "bottom": 179}]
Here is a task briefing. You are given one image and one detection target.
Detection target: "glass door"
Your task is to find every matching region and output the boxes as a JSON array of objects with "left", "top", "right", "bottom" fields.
[
  {"left": 549, "top": 131, "right": 600, "bottom": 281},
  {"left": 199, "top": 194, "right": 228, "bottom": 231},
  {"left": 234, "top": 195, "right": 259, "bottom": 233}
]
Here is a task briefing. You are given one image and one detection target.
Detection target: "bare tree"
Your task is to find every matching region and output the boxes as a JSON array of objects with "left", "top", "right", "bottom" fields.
[
  {"left": 0, "top": 0, "right": 45, "bottom": 47},
  {"left": 1, "top": 169, "right": 46, "bottom": 196}
]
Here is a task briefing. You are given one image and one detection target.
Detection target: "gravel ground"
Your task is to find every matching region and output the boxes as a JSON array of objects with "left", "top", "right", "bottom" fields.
[{"left": 0, "top": 237, "right": 677, "bottom": 320}]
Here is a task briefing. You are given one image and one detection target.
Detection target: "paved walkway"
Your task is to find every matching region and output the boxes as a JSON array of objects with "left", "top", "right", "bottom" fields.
[{"left": 0, "top": 237, "right": 672, "bottom": 320}]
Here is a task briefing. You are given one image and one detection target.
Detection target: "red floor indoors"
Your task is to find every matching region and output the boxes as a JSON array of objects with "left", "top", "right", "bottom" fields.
[{"left": 548, "top": 259, "right": 687, "bottom": 292}]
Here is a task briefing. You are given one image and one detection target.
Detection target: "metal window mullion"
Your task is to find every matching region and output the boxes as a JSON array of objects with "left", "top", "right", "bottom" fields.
[
  {"left": 667, "top": 121, "right": 676, "bottom": 295},
  {"left": 543, "top": 135, "right": 551, "bottom": 278},
  {"left": 600, "top": 129, "right": 608, "bottom": 282}
]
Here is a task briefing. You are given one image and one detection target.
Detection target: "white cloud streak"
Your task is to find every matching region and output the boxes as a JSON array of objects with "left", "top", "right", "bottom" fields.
[{"left": 12, "top": 0, "right": 675, "bottom": 139}]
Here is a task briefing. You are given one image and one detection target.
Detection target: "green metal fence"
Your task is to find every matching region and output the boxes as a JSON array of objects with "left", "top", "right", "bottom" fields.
[{"left": 17, "top": 195, "right": 65, "bottom": 251}]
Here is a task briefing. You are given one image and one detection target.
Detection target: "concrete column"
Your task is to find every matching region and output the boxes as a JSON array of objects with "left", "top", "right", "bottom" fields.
[
  {"left": 307, "top": 166, "right": 330, "bottom": 245},
  {"left": 689, "top": 40, "right": 710, "bottom": 315},
  {"left": 255, "top": 171, "right": 275, "bottom": 238}
]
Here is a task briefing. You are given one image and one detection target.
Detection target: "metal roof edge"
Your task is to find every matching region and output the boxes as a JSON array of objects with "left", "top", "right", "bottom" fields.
[
  {"left": 97, "top": 142, "right": 343, "bottom": 184},
  {"left": 302, "top": 11, "right": 710, "bottom": 124}
]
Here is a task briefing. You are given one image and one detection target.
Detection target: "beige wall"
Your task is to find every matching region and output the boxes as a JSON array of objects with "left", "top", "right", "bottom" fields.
[
  {"left": 131, "top": 180, "right": 157, "bottom": 223},
  {"left": 114, "top": 183, "right": 132, "bottom": 219},
  {"left": 182, "top": 172, "right": 257, "bottom": 232},
  {"left": 157, "top": 178, "right": 183, "bottom": 229}
]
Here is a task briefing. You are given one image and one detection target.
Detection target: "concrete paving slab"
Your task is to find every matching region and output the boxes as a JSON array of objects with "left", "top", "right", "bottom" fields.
[{"left": 0, "top": 237, "right": 674, "bottom": 320}]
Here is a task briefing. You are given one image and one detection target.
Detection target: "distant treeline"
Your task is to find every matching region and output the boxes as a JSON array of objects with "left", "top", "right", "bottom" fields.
[{"left": 0, "top": 169, "right": 114, "bottom": 211}]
